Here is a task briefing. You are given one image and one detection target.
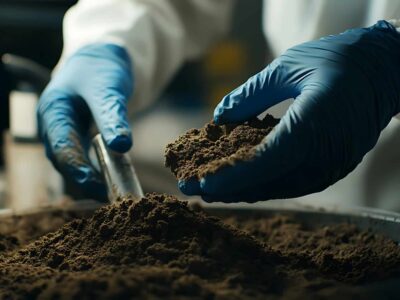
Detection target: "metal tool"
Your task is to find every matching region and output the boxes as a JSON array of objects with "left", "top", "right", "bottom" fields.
[{"left": 92, "top": 134, "right": 144, "bottom": 202}]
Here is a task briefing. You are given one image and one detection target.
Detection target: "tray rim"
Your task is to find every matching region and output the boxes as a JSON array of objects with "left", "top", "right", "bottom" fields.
[
  {"left": 2, "top": 198, "right": 400, "bottom": 223},
  {"left": 2, "top": 198, "right": 400, "bottom": 242}
]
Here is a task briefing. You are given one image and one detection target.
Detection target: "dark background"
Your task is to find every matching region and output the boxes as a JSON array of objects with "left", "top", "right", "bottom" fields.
[{"left": 0, "top": 0, "right": 267, "bottom": 165}]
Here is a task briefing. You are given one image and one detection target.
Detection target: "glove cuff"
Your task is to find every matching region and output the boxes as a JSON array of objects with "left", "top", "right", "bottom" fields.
[{"left": 71, "top": 43, "right": 132, "bottom": 71}]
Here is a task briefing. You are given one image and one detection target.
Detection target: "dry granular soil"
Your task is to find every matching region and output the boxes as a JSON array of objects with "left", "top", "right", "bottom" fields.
[
  {"left": 1, "top": 193, "right": 400, "bottom": 299},
  {"left": 165, "top": 115, "right": 279, "bottom": 180}
]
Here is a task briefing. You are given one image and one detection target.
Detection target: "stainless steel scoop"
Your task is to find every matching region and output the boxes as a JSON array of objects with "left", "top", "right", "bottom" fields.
[{"left": 92, "top": 134, "right": 144, "bottom": 202}]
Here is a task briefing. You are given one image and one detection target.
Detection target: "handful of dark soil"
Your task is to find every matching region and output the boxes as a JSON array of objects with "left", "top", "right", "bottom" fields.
[
  {"left": 1, "top": 193, "right": 400, "bottom": 299},
  {"left": 165, "top": 115, "right": 279, "bottom": 180}
]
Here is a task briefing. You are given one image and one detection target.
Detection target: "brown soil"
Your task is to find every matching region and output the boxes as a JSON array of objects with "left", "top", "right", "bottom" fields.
[
  {"left": 224, "top": 215, "right": 400, "bottom": 284},
  {"left": 0, "top": 210, "right": 83, "bottom": 253},
  {"left": 1, "top": 193, "right": 400, "bottom": 299},
  {"left": 165, "top": 115, "right": 279, "bottom": 180}
]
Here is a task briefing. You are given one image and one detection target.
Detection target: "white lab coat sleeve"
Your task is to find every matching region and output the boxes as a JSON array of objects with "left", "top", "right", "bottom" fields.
[{"left": 58, "top": 0, "right": 234, "bottom": 114}]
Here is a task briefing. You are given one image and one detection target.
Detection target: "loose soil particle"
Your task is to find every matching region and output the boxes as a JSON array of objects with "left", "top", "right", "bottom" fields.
[
  {"left": 0, "top": 193, "right": 400, "bottom": 299},
  {"left": 164, "top": 115, "right": 279, "bottom": 180}
]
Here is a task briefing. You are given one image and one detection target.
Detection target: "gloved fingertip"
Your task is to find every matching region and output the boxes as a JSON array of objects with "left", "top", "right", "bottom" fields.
[
  {"left": 213, "top": 106, "right": 225, "bottom": 125},
  {"left": 199, "top": 177, "right": 207, "bottom": 189},
  {"left": 178, "top": 178, "right": 202, "bottom": 195},
  {"left": 199, "top": 176, "right": 217, "bottom": 194},
  {"left": 72, "top": 168, "right": 91, "bottom": 183},
  {"left": 213, "top": 90, "right": 246, "bottom": 124},
  {"left": 67, "top": 166, "right": 97, "bottom": 185},
  {"left": 106, "top": 132, "right": 133, "bottom": 153}
]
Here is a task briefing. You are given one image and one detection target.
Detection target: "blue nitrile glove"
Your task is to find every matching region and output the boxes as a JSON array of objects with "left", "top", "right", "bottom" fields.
[
  {"left": 179, "top": 20, "right": 400, "bottom": 203},
  {"left": 37, "top": 44, "right": 133, "bottom": 199}
]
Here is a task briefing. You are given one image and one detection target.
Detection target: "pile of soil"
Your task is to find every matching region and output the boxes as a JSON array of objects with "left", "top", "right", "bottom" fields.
[
  {"left": 165, "top": 115, "right": 279, "bottom": 180},
  {"left": 1, "top": 193, "right": 400, "bottom": 299}
]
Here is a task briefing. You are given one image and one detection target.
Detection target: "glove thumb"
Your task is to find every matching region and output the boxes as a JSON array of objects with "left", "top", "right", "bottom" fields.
[{"left": 213, "top": 59, "right": 300, "bottom": 124}]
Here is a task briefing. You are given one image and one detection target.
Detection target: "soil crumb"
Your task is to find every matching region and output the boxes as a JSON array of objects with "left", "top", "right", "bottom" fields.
[
  {"left": 165, "top": 115, "right": 279, "bottom": 180},
  {"left": 0, "top": 193, "right": 400, "bottom": 299}
]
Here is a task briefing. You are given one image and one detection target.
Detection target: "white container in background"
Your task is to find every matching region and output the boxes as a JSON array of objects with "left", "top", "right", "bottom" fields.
[{"left": 9, "top": 90, "right": 38, "bottom": 140}]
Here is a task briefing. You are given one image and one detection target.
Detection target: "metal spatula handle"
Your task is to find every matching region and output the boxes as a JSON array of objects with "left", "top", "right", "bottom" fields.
[{"left": 92, "top": 134, "right": 144, "bottom": 202}]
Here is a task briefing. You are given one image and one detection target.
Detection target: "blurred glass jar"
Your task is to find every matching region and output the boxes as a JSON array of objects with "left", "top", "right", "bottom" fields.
[{"left": 2, "top": 54, "right": 63, "bottom": 212}]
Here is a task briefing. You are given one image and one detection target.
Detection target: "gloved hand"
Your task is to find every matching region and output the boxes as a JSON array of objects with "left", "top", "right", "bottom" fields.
[
  {"left": 37, "top": 44, "right": 133, "bottom": 199},
  {"left": 179, "top": 20, "right": 400, "bottom": 203}
]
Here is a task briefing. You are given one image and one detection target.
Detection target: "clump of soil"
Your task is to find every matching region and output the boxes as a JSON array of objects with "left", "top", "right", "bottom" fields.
[
  {"left": 1, "top": 193, "right": 400, "bottom": 299},
  {"left": 165, "top": 115, "right": 279, "bottom": 180}
]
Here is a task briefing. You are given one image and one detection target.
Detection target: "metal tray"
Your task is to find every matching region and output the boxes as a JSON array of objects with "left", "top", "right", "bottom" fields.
[
  {"left": 203, "top": 200, "right": 400, "bottom": 243},
  {"left": 1, "top": 199, "right": 400, "bottom": 296},
  {"left": 1, "top": 199, "right": 400, "bottom": 242}
]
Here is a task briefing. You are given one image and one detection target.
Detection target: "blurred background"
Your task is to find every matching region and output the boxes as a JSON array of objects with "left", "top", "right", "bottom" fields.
[{"left": 0, "top": 0, "right": 272, "bottom": 210}]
